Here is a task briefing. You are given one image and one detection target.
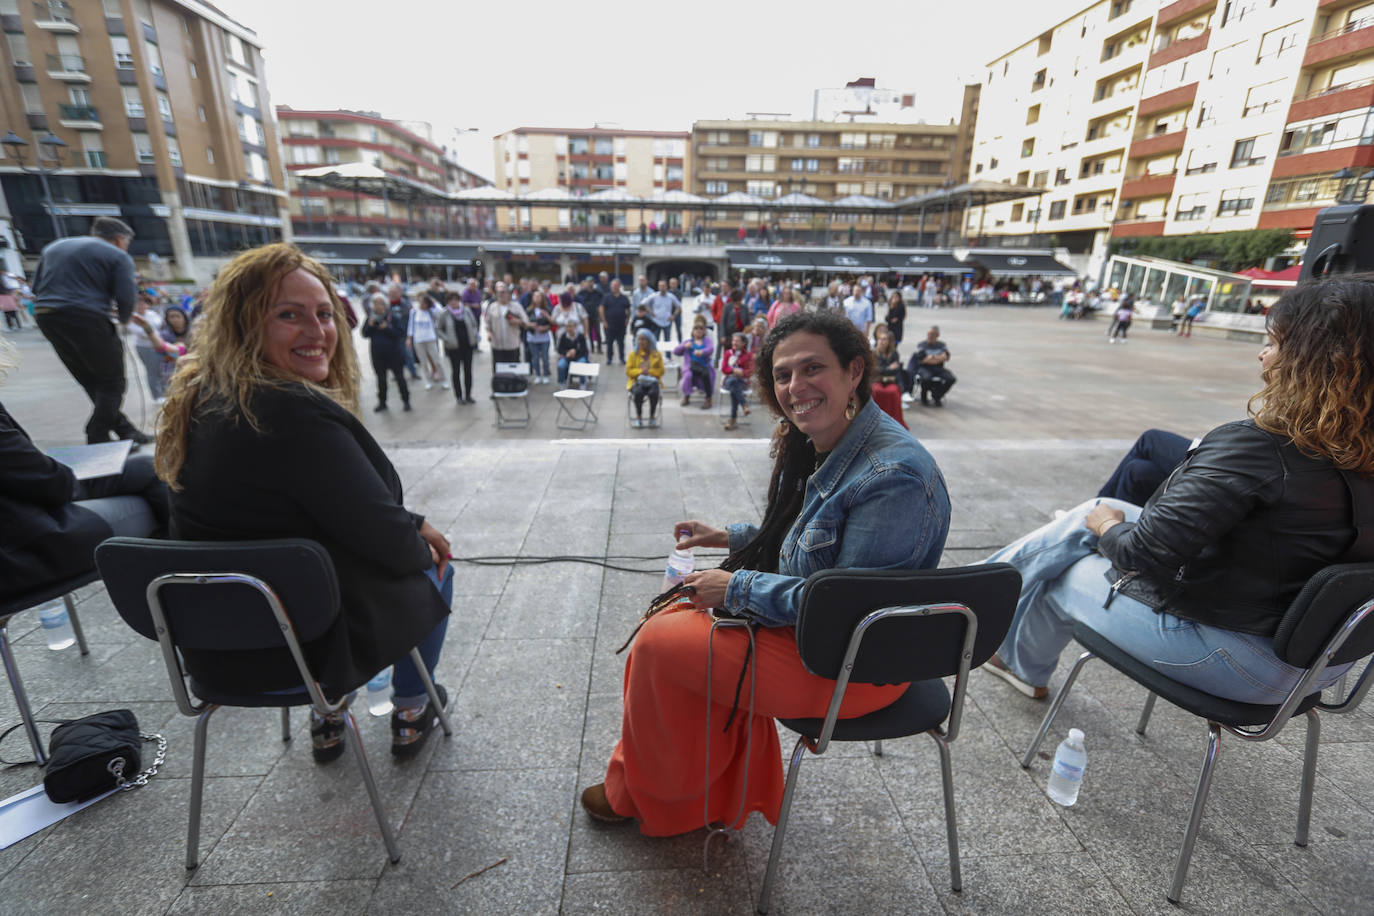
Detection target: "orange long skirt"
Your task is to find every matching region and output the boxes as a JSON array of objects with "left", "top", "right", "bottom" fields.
[{"left": 603, "top": 602, "right": 907, "bottom": 837}]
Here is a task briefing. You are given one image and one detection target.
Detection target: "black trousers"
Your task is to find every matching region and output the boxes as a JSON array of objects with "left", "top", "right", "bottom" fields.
[
  {"left": 35, "top": 308, "right": 139, "bottom": 443},
  {"left": 371, "top": 350, "right": 409, "bottom": 406},
  {"left": 604, "top": 324, "right": 626, "bottom": 363},
  {"left": 916, "top": 366, "right": 957, "bottom": 401},
  {"left": 75, "top": 452, "right": 171, "bottom": 529},
  {"left": 491, "top": 346, "right": 521, "bottom": 364},
  {"left": 446, "top": 342, "right": 474, "bottom": 400}
]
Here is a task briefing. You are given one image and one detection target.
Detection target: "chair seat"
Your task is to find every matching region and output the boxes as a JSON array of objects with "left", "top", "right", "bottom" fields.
[
  {"left": 0, "top": 569, "right": 100, "bottom": 617},
  {"left": 553, "top": 389, "right": 595, "bottom": 401},
  {"left": 779, "top": 678, "right": 952, "bottom": 742},
  {"left": 1073, "top": 622, "right": 1323, "bottom": 728},
  {"left": 190, "top": 678, "right": 330, "bottom": 709}
]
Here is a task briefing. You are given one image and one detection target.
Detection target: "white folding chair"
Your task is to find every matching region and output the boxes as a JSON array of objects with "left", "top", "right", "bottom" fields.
[
  {"left": 717, "top": 376, "right": 752, "bottom": 427},
  {"left": 492, "top": 361, "right": 531, "bottom": 428},
  {"left": 554, "top": 362, "right": 600, "bottom": 430},
  {"left": 657, "top": 339, "right": 682, "bottom": 387}
]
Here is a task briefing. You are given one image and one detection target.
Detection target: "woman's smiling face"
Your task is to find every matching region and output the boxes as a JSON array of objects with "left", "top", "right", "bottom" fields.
[{"left": 770, "top": 330, "right": 863, "bottom": 452}]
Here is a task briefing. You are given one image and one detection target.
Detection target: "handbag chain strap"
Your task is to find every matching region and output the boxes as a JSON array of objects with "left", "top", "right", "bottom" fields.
[{"left": 107, "top": 733, "right": 167, "bottom": 791}]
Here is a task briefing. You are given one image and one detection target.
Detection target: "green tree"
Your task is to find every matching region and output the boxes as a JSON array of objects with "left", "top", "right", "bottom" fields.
[{"left": 1110, "top": 228, "right": 1293, "bottom": 271}]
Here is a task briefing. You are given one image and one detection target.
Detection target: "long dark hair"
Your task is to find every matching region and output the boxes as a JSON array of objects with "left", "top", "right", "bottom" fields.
[{"left": 721, "top": 309, "right": 875, "bottom": 575}]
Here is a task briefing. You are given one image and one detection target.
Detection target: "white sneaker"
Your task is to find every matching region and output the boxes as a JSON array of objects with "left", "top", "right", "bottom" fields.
[
  {"left": 424, "top": 381, "right": 433, "bottom": 389},
  {"left": 901, "top": 393, "right": 914, "bottom": 405},
  {"left": 441, "top": 380, "right": 450, "bottom": 389}
]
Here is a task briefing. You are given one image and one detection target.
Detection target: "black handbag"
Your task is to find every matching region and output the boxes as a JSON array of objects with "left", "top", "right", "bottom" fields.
[{"left": 42, "top": 709, "right": 165, "bottom": 803}]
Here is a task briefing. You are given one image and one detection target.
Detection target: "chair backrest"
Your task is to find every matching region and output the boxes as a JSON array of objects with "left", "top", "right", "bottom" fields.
[
  {"left": 494, "top": 361, "right": 530, "bottom": 376},
  {"left": 1273, "top": 562, "right": 1374, "bottom": 668},
  {"left": 95, "top": 537, "right": 341, "bottom": 651},
  {"left": 796, "top": 564, "right": 1022, "bottom": 684},
  {"left": 568, "top": 362, "right": 600, "bottom": 385}
]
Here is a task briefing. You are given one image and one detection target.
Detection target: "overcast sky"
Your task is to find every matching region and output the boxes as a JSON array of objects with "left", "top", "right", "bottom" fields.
[{"left": 219, "top": 0, "right": 1088, "bottom": 181}]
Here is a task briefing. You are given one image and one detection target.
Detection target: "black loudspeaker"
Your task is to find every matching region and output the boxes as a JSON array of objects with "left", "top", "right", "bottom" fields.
[{"left": 1299, "top": 204, "right": 1374, "bottom": 281}]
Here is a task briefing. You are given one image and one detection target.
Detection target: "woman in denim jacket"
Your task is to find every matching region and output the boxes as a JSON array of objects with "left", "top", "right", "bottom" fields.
[{"left": 582, "top": 309, "right": 951, "bottom": 835}]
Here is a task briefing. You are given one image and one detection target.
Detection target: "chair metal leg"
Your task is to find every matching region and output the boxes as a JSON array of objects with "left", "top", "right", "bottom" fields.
[
  {"left": 186, "top": 704, "right": 217, "bottom": 870},
  {"left": 343, "top": 710, "right": 401, "bottom": 864},
  {"left": 1295, "top": 709, "right": 1321, "bottom": 848},
  {"left": 929, "top": 730, "right": 962, "bottom": 892},
  {"left": 280, "top": 707, "right": 291, "bottom": 743},
  {"left": 1021, "top": 650, "right": 1095, "bottom": 769},
  {"left": 1135, "top": 692, "right": 1158, "bottom": 736},
  {"left": 0, "top": 624, "right": 46, "bottom": 767},
  {"left": 1169, "top": 722, "right": 1222, "bottom": 904},
  {"left": 872, "top": 739, "right": 884, "bottom": 757},
  {"left": 409, "top": 647, "right": 453, "bottom": 737},
  {"left": 63, "top": 594, "right": 89, "bottom": 657},
  {"left": 757, "top": 735, "right": 809, "bottom": 915}
]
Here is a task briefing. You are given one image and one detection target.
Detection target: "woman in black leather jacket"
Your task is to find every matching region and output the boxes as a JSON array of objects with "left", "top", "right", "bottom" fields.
[{"left": 983, "top": 277, "right": 1373, "bottom": 704}]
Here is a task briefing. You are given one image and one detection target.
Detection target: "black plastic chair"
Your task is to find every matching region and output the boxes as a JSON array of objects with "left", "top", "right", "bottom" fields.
[
  {"left": 0, "top": 572, "right": 93, "bottom": 765},
  {"left": 1021, "top": 562, "right": 1374, "bottom": 904},
  {"left": 756, "top": 563, "right": 1022, "bottom": 914},
  {"left": 94, "top": 536, "right": 452, "bottom": 869}
]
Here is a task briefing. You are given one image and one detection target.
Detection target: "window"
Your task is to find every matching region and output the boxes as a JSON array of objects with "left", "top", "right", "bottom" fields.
[
  {"left": 197, "top": 104, "right": 206, "bottom": 122},
  {"left": 1033, "top": 170, "right": 1049, "bottom": 187},
  {"left": 1048, "top": 200, "right": 1066, "bottom": 219},
  {"left": 1280, "top": 110, "right": 1374, "bottom": 157},
  {"left": 245, "top": 150, "right": 267, "bottom": 182},
  {"left": 1021, "top": 138, "right": 1036, "bottom": 157},
  {"left": 122, "top": 86, "right": 144, "bottom": 117},
  {"left": 165, "top": 137, "right": 181, "bottom": 167},
  {"left": 1016, "top": 170, "right": 1030, "bottom": 185},
  {"left": 705, "top": 180, "right": 728, "bottom": 194},
  {"left": 111, "top": 36, "right": 134, "bottom": 69},
  {"left": 1027, "top": 104, "right": 1040, "bottom": 125},
  {"left": 1072, "top": 194, "right": 1099, "bottom": 214},
  {"left": 701, "top": 130, "right": 730, "bottom": 145},
  {"left": 136, "top": 0, "right": 152, "bottom": 23},
  {"left": 144, "top": 40, "right": 162, "bottom": 77},
  {"left": 746, "top": 180, "right": 776, "bottom": 198},
  {"left": 1175, "top": 192, "right": 1208, "bottom": 221},
  {"left": 1221, "top": 0, "right": 1255, "bottom": 27},
  {"left": 791, "top": 157, "right": 805, "bottom": 171},
  {"left": 133, "top": 132, "right": 155, "bottom": 163},
  {"left": 101, "top": 0, "right": 122, "bottom": 15},
  {"left": 1217, "top": 187, "right": 1256, "bottom": 215},
  {"left": 1011, "top": 202, "right": 1025, "bottom": 220},
  {"left": 1230, "top": 137, "right": 1265, "bottom": 168},
  {"left": 593, "top": 138, "right": 613, "bottom": 155},
  {"left": 20, "top": 83, "right": 42, "bottom": 114},
  {"left": 744, "top": 155, "right": 775, "bottom": 172},
  {"left": 568, "top": 137, "right": 588, "bottom": 155},
  {"left": 82, "top": 135, "right": 105, "bottom": 168},
  {"left": 1032, "top": 68, "right": 1046, "bottom": 90},
  {"left": 1243, "top": 81, "right": 1285, "bottom": 117},
  {"left": 613, "top": 161, "right": 627, "bottom": 181},
  {"left": 68, "top": 86, "right": 91, "bottom": 106},
  {"left": 6, "top": 33, "right": 30, "bottom": 67},
  {"left": 806, "top": 158, "right": 818, "bottom": 171},
  {"left": 188, "top": 61, "right": 197, "bottom": 79},
  {"left": 839, "top": 132, "right": 868, "bottom": 149},
  {"left": 1257, "top": 21, "right": 1303, "bottom": 61},
  {"left": 989, "top": 156, "right": 999, "bottom": 169},
  {"left": 156, "top": 92, "right": 172, "bottom": 121},
  {"left": 807, "top": 133, "right": 820, "bottom": 148},
  {"left": 1055, "top": 167, "right": 1069, "bottom": 185},
  {"left": 748, "top": 130, "right": 777, "bottom": 148},
  {"left": 666, "top": 165, "right": 683, "bottom": 182},
  {"left": 289, "top": 145, "right": 314, "bottom": 164},
  {"left": 516, "top": 160, "right": 530, "bottom": 179}
]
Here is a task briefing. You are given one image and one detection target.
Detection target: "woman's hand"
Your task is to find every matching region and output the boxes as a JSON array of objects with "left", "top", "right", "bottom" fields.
[
  {"left": 674, "top": 520, "right": 728, "bottom": 550},
  {"left": 1084, "top": 503, "right": 1125, "bottom": 538},
  {"left": 682, "top": 568, "right": 732, "bottom": 611},
  {"left": 418, "top": 520, "right": 451, "bottom": 579}
]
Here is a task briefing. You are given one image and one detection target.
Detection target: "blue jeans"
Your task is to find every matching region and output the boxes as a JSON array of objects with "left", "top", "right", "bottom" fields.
[
  {"left": 528, "top": 339, "right": 551, "bottom": 378},
  {"left": 986, "top": 498, "right": 1351, "bottom": 705},
  {"left": 557, "top": 355, "right": 587, "bottom": 384},
  {"left": 724, "top": 375, "right": 749, "bottom": 419},
  {"left": 390, "top": 564, "right": 452, "bottom": 708},
  {"left": 1096, "top": 429, "right": 1190, "bottom": 505}
]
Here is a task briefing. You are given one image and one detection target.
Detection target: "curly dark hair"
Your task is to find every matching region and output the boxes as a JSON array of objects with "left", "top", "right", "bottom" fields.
[
  {"left": 722, "top": 309, "right": 876, "bottom": 575},
  {"left": 1250, "top": 274, "right": 1374, "bottom": 474}
]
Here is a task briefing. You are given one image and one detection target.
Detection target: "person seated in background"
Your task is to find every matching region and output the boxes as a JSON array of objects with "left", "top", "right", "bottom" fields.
[
  {"left": 869, "top": 326, "right": 908, "bottom": 429},
  {"left": 983, "top": 277, "right": 1374, "bottom": 704},
  {"left": 719, "top": 331, "right": 753, "bottom": 430},
  {"left": 556, "top": 319, "right": 590, "bottom": 386},
  {"left": 905, "top": 325, "right": 956, "bottom": 407},
  {"left": 626, "top": 328, "right": 664, "bottom": 427},
  {"left": 155, "top": 243, "right": 453, "bottom": 763},
  {"left": 674, "top": 315, "right": 715, "bottom": 409},
  {"left": 0, "top": 335, "right": 168, "bottom": 601},
  {"left": 1097, "top": 428, "right": 1193, "bottom": 506}
]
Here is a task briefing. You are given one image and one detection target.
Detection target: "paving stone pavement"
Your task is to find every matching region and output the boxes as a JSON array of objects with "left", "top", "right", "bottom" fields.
[{"left": 0, "top": 306, "right": 1369, "bottom": 914}]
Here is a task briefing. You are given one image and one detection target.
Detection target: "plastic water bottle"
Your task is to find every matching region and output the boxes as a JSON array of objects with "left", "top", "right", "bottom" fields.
[
  {"left": 365, "top": 667, "right": 393, "bottom": 717},
  {"left": 1047, "top": 728, "right": 1087, "bottom": 806},
  {"left": 38, "top": 599, "right": 76, "bottom": 651},
  {"left": 663, "top": 547, "right": 695, "bottom": 593}
]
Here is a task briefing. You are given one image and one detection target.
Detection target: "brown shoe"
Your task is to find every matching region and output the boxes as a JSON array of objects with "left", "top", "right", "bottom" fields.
[
  {"left": 681, "top": 396, "right": 690, "bottom": 407},
  {"left": 580, "top": 783, "right": 632, "bottom": 824},
  {"left": 985, "top": 654, "right": 1049, "bottom": 700},
  {"left": 723, "top": 419, "right": 738, "bottom": 430},
  {"left": 702, "top": 398, "right": 712, "bottom": 410}
]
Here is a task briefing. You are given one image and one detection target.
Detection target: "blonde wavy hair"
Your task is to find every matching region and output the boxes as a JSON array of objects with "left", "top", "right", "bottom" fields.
[
  {"left": 155, "top": 243, "right": 360, "bottom": 488},
  {"left": 1249, "top": 273, "right": 1374, "bottom": 474}
]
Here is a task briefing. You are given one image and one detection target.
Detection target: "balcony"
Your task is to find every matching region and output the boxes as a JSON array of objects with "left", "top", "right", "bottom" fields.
[
  {"left": 1272, "top": 143, "right": 1374, "bottom": 178},
  {"left": 1148, "top": 30, "right": 1210, "bottom": 70},
  {"left": 45, "top": 53, "right": 89, "bottom": 82},
  {"left": 1304, "top": 18, "right": 1374, "bottom": 68},
  {"left": 1112, "top": 217, "right": 1166, "bottom": 237},
  {"left": 1120, "top": 172, "right": 1177, "bottom": 199},
  {"left": 1137, "top": 82, "right": 1198, "bottom": 118},
  {"left": 58, "top": 103, "right": 100, "bottom": 129},
  {"left": 33, "top": 0, "right": 77, "bottom": 32},
  {"left": 1291, "top": 77, "right": 1374, "bottom": 121},
  {"left": 1157, "top": 0, "right": 1215, "bottom": 28},
  {"left": 1129, "top": 128, "right": 1187, "bottom": 159}
]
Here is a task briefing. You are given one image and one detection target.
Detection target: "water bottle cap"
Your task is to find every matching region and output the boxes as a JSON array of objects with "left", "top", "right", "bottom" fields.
[{"left": 1068, "top": 728, "right": 1084, "bottom": 743}]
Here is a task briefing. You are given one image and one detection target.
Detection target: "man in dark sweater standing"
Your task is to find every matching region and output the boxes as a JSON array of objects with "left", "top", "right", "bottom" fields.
[
  {"left": 32, "top": 217, "right": 147, "bottom": 444},
  {"left": 600, "top": 278, "right": 631, "bottom": 364}
]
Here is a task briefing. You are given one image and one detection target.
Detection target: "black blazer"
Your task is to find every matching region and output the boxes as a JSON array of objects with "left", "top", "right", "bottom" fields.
[
  {"left": 0, "top": 402, "right": 111, "bottom": 600},
  {"left": 170, "top": 384, "right": 448, "bottom": 693}
]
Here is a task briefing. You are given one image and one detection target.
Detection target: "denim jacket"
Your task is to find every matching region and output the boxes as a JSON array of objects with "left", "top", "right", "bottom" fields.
[{"left": 722, "top": 399, "right": 951, "bottom": 626}]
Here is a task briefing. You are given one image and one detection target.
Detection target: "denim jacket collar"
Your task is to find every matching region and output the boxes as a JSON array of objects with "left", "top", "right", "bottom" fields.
[{"left": 810, "top": 398, "right": 882, "bottom": 498}]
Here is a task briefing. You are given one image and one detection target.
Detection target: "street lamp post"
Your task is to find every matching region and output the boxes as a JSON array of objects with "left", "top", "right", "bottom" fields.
[{"left": 3, "top": 130, "right": 67, "bottom": 240}]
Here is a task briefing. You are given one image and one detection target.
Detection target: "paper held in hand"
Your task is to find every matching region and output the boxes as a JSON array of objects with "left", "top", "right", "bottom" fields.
[{"left": 45, "top": 440, "right": 133, "bottom": 481}]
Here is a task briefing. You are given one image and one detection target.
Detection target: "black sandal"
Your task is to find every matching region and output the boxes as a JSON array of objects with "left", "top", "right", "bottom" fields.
[
  {"left": 310, "top": 710, "right": 347, "bottom": 764},
  {"left": 390, "top": 685, "right": 448, "bottom": 759}
]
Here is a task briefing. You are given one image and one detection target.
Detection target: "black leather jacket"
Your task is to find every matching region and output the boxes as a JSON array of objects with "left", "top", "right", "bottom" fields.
[{"left": 1099, "top": 419, "right": 1371, "bottom": 637}]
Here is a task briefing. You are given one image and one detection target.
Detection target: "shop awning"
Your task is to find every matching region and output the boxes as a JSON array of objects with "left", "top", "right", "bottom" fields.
[
  {"left": 293, "top": 238, "right": 388, "bottom": 266},
  {"left": 809, "top": 250, "right": 893, "bottom": 273},
  {"left": 386, "top": 242, "right": 478, "bottom": 266},
  {"left": 963, "top": 251, "right": 1077, "bottom": 277},
  {"left": 882, "top": 251, "right": 967, "bottom": 273},
  {"left": 726, "top": 249, "right": 816, "bottom": 271}
]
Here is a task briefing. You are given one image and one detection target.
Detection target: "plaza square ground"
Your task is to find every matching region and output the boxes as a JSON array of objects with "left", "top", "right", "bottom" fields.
[{"left": 0, "top": 306, "right": 1368, "bottom": 915}]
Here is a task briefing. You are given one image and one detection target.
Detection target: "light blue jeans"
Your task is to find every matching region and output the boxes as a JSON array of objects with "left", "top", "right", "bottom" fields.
[{"left": 987, "top": 498, "right": 1351, "bottom": 705}]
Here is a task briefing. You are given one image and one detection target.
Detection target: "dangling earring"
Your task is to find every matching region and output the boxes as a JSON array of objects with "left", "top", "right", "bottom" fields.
[
  {"left": 779, "top": 418, "right": 792, "bottom": 435},
  {"left": 844, "top": 396, "right": 858, "bottom": 421}
]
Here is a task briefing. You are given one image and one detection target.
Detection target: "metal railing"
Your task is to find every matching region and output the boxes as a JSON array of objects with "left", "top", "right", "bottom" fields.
[
  {"left": 1299, "top": 75, "right": 1374, "bottom": 101},
  {"left": 58, "top": 104, "right": 98, "bottom": 121},
  {"left": 1312, "top": 16, "right": 1374, "bottom": 44},
  {"left": 33, "top": 0, "right": 74, "bottom": 24},
  {"left": 44, "top": 52, "right": 85, "bottom": 73}
]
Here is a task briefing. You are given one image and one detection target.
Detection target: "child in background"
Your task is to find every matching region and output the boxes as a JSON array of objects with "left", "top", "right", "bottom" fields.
[{"left": 719, "top": 331, "right": 753, "bottom": 430}]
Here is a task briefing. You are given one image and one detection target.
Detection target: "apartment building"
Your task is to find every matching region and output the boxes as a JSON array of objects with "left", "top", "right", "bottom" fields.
[
  {"left": 491, "top": 126, "right": 690, "bottom": 235},
  {"left": 689, "top": 85, "right": 979, "bottom": 240},
  {"left": 278, "top": 108, "right": 483, "bottom": 238},
  {"left": 0, "top": 0, "right": 288, "bottom": 282},
  {"left": 969, "top": 0, "right": 1371, "bottom": 274}
]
